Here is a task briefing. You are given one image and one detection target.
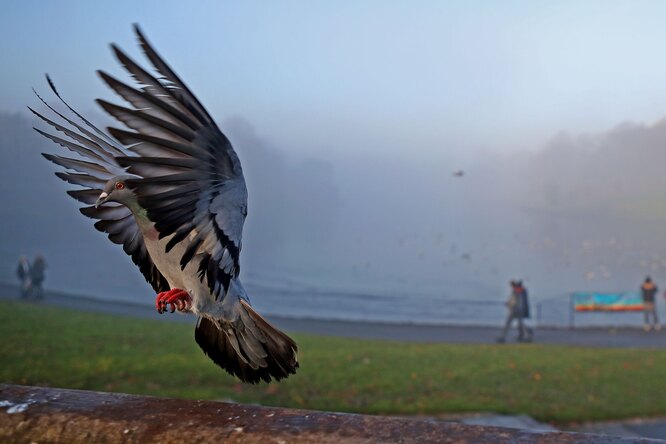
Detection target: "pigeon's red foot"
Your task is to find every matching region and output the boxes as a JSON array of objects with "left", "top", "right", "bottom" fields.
[{"left": 156, "top": 289, "right": 192, "bottom": 314}]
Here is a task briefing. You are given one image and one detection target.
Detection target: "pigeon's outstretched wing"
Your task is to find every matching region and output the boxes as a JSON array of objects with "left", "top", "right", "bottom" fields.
[
  {"left": 34, "top": 27, "right": 298, "bottom": 384},
  {"left": 103, "top": 25, "right": 247, "bottom": 300},
  {"left": 32, "top": 79, "right": 170, "bottom": 293}
]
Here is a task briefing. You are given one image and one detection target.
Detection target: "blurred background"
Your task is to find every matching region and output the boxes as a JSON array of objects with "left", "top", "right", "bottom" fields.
[
  {"left": 3, "top": 1, "right": 666, "bottom": 438},
  {"left": 3, "top": 1, "right": 666, "bottom": 327}
]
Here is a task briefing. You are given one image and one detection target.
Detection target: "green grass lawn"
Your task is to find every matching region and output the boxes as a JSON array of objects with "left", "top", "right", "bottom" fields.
[{"left": 1, "top": 301, "right": 664, "bottom": 424}]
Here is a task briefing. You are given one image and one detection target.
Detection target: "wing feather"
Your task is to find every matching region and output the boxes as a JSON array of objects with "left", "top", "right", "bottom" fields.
[
  {"left": 97, "top": 99, "right": 196, "bottom": 143},
  {"left": 133, "top": 24, "right": 216, "bottom": 126},
  {"left": 45, "top": 74, "right": 125, "bottom": 156},
  {"left": 98, "top": 71, "right": 198, "bottom": 130},
  {"left": 33, "top": 82, "right": 170, "bottom": 293},
  {"left": 41, "top": 153, "right": 116, "bottom": 179},
  {"left": 55, "top": 172, "right": 107, "bottom": 188},
  {"left": 111, "top": 44, "right": 200, "bottom": 123},
  {"left": 104, "top": 26, "right": 247, "bottom": 299},
  {"left": 30, "top": 113, "right": 108, "bottom": 163}
]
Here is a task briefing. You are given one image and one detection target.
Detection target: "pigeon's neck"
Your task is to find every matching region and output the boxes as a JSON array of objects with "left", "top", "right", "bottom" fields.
[
  {"left": 129, "top": 204, "right": 159, "bottom": 240},
  {"left": 120, "top": 196, "right": 148, "bottom": 221},
  {"left": 132, "top": 205, "right": 150, "bottom": 222}
]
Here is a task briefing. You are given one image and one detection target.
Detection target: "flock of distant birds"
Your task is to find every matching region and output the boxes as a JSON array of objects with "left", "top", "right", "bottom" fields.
[{"left": 352, "top": 164, "right": 660, "bottom": 286}]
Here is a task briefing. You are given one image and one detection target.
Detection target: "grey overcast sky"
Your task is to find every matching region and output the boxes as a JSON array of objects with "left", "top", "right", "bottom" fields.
[{"left": 3, "top": 1, "right": 666, "bottom": 159}]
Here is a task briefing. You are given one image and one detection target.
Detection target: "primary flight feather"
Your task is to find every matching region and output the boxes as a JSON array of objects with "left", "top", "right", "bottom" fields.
[{"left": 32, "top": 25, "right": 299, "bottom": 384}]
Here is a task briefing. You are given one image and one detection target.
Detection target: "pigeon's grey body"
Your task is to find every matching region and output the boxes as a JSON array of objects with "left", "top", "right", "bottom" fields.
[
  {"left": 33, "top": 26, "right": 298, "bottom": 383},
  {"left": 132, "top": 210, "right": 214, "bottom": 314},
  {"left": 136, "top": 214, "right": 238, "bottom": 320}
]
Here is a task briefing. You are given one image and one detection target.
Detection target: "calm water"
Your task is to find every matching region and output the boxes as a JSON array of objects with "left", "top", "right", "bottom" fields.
[{"left": 1, "top": 249, "right": 660, "bottom": 328}]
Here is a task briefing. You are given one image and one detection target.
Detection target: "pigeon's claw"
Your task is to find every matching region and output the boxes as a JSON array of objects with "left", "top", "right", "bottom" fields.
[
  {"left": 155, "top": 290, "right": 171, "bottom": 313},
  {"left": 167, "top": 289, "right": 192, "bottom": 313},
  {"left": 155, "top": 289, "right": 192, "bottom": 314}
]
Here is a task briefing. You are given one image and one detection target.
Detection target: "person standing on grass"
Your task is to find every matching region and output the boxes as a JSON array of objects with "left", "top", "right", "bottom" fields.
[
  {"left": 16, "top": 255, "right": 31, "bottom": 299},
  {"left": 29, "top": 255, "right": 46, "bottom": 300},
  {"left": 497, "top": 280, "right": 533, "bottom": 343},
  {"left": 641, "top": 276, "right": 660, "bottom": 331}
]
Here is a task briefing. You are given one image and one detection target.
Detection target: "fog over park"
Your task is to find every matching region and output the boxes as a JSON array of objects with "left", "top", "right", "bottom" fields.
[{"left": 3, "top": 2, "right": 666, "bottom": 323}]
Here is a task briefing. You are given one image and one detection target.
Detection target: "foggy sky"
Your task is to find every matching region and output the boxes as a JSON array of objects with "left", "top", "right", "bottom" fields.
[{"left": 4, "top": 2, "right": 666, "bottom": 161}]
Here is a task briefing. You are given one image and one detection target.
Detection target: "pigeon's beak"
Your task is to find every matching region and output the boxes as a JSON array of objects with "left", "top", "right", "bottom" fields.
[{"left": 95, "top": 192, "right": 109, "bottom": 208}]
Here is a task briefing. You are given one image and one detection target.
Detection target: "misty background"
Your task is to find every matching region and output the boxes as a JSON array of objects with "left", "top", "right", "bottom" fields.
[{"left": 2, "top": 1, "right": 666, "bottom": 325}]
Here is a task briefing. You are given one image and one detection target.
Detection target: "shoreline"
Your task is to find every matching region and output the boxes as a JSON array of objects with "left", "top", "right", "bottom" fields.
[{"left": 2, "top": 282, "right": 664, "bottom": 348}]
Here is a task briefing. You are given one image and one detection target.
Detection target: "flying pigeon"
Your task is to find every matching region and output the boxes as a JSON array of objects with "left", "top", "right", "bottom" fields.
[{"left": 31, "top": 25, "right": 299, "bottom": 384}]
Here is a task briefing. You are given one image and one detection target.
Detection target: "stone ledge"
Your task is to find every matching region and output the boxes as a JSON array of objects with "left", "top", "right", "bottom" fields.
[{"left": 0, "top": 384, "right": 655, "bottom": 443}]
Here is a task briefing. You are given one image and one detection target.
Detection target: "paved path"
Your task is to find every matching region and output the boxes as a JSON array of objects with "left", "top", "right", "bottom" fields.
[{"left": 3, "top": 283, "right": 665, "bottom": 348}]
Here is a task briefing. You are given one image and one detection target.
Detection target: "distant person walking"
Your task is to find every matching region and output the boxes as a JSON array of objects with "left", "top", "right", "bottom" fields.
[
  {"left": 497, "top": 280, "right": 533, "bottom": 343},
  {"left": 640, "top": 276, "right": 660, "bottom": 331},
  {"left": 16, "top": 256, "right": 31, "bottom": 299},
  {"left": 29, "top": 255, "right": 47, "bottom": 300}
]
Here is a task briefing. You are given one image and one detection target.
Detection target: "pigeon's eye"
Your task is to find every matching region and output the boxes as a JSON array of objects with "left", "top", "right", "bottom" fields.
[{"left": 115, "top": 182, "right": 125, "bottom": 190}]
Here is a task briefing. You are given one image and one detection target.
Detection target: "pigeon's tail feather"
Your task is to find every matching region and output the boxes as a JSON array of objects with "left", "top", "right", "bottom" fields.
[{"left": 195, "top": 300, "right": 298, "bottom": 384}]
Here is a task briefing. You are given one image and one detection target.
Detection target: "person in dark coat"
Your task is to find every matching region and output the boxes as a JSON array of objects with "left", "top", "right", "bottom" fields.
[
  {"left": 641, "top": 276, "right": 660, "bottom": 331},
  {"left": 16, "top": 256, "right": 31, "bottom": 299},
  {"left": 29, "top": 255, "right": 46, "bottom": 300},
  {"left": 497, "top": 280, "right": 533, "bottom": 343}
]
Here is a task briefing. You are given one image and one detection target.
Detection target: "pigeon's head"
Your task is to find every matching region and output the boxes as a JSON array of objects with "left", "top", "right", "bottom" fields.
[{"left": 96, "top": 174, "right": 137, "bottom": 208}]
